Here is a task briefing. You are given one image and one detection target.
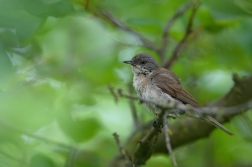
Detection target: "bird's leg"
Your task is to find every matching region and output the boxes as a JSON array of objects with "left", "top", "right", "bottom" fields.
[{"left": 153, "top": 111, "right": 163, "bottom": 133}]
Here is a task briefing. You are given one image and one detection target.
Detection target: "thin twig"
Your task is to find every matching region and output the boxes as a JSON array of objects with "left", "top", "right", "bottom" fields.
[
  {"left": 128, "top": 83, "right": 140, "bottom": 128},
  {"left": 164, "top": 1, "right": 200, "bottom": 69},
  {"left": 97, "top": 8, "right": 159, "bottom": 52},
  {"left": 85, "top": 0, "right": 89, "bottom": 10},
  {"left": 113, "top": 133, "right": 132, "bottom": 166},
  {"left": 108, "top": 84, "right": 119, "bottom": 103},
  {"left": 163, "top": 113, "right": 177, "bottom": 166},
  {"left": 159, "top": 1, "right": 193, "bottom": 63},
  {"left": 64, "top": 148, "right": 77, "bottom": 167}
]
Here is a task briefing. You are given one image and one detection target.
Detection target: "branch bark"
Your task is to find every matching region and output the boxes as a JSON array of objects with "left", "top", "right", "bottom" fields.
[
  {"left": 159, "top": 1, "right": 193, "bottom": 63},
  {"left": 163, "top": 2, "right": 200, "bottom": 69},
  {"left": 97, "top": 8, "right": 159, "bottom": 52}
]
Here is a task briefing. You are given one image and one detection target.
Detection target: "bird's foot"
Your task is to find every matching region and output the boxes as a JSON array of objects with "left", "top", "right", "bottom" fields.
[
  {"left": 167, "top": 110, "right": 185, "bottom": 119},
  {"left": 153, "top": 119, "right": 163, "bottom": 133},
  {"left": 167, "top": 113, "right": 178, "bottom": 119}
]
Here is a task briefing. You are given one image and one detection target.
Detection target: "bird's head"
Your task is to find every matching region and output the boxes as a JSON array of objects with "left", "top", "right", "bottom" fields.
[{"left": 123, "top": 53, "right": 159, "bottom": 75}]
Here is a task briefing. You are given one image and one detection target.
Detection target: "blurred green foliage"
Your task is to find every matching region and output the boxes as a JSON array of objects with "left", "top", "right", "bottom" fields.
[{"left": 0, "top": 0, "right": 252, "bottom": 167}]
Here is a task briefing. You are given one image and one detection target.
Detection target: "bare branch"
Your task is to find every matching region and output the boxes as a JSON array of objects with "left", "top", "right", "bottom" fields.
[
  {"left": 64, "top": 148, "right": 77, "bottom": 167},
  {"left": 97, "top": 8, "right": 159, "bottom": 52},
  {"left": 163, "top": 113, "right": 177, "bottom": 167},
  {"left": 85, "top": 0, "right": 89, "bottom": 10},
  {"left": 164, "top": 2, "right": 200, "bottom": 69},
  {"left": 108, "top": 84, "right": 119, "bottom": 103},
  {"left": 159, "top": 1, "right": 193, "bottom": 63},
  {"left": 113, "top": 132, "right": 133, "bottom": 166}
]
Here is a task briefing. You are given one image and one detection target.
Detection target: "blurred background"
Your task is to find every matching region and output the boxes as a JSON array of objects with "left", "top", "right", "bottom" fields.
[{"left": 0, "top": 0, "right": 252, "bottom": 167}]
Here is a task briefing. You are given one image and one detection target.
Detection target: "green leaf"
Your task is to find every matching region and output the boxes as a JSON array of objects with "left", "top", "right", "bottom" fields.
[
  {"left": 234, "top": 0, "right": 252, "bottom": 14},
  {"left": 0, "top": 85, "right": 55, "bottom": 131},
  {"left": 0, "top": 30, "right": 19, "bottom": 48},
  {"left": 0, "top": 45, "right": 14, "bottom": 84},
  {"left": 0, "top": 0, "right": 42, "bottom": 43},
  {"left": 198, "top": 7, "right": 238, "bottom": 33},
  {"left": 127, "top": 18, "right": 162, "bottom": 34},
  {"left": 22, "top": 0, "right": 74, "bottom": 18},
  {"left": 29, "top": 154, "right": 55, "bottom": 167},
  {"left": 57, "top": 114, "right": 102, "bottom": 143}
]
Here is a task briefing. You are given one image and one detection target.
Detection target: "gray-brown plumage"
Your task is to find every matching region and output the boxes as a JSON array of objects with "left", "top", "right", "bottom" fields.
[
  {"left": 124, "top": 53, "right": 233, "bottom": 136},
  {"left": 151, "top": 68, "right": 200, "bottom": 108}
]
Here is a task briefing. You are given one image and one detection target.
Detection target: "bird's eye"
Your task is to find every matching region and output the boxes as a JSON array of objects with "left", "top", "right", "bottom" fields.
[{"left": 141, "top": 61, "right": 146, "bottom": 64}]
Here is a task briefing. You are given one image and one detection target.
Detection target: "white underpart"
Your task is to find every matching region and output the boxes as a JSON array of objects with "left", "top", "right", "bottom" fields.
[{"left": 132, "top": 67, "right": 179, "bottom": 113}]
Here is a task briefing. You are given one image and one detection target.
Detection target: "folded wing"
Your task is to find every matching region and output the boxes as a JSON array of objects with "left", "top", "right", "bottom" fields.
[{"left": 151, "top": 68, "right": 200, "bottom": 108}]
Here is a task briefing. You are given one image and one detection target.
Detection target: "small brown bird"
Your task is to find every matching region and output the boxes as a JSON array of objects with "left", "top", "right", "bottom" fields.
[{"left": 124, "top": 53, "right": 233, "bottom": 136}]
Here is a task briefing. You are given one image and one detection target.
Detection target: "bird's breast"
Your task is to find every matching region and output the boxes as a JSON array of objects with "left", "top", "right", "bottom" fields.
[
  {"left": 133, "top": 74, "right": 173, "bottom": 112},
  {"left": 133, "top": 74, "right": 149, "bottom": 97}
]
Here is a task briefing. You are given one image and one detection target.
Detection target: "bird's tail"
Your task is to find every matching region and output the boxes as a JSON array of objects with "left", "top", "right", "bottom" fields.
[{"left": 203, "top": 115, "right": 233, "bottom": 136}]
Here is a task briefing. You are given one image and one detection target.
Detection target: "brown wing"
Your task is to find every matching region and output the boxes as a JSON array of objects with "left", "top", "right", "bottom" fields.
[{"left": 150, "top": 68, "right": 200, "bottom": 108}]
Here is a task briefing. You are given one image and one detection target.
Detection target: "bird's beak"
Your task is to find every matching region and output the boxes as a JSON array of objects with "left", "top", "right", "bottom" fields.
[{"left": 123, "top": 60, "right": 134, "bottom": 65}]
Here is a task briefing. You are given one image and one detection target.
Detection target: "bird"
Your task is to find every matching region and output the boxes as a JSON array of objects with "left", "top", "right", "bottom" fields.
[{"left": 123, "top": 53, "right": 233, "bottom": 136}]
